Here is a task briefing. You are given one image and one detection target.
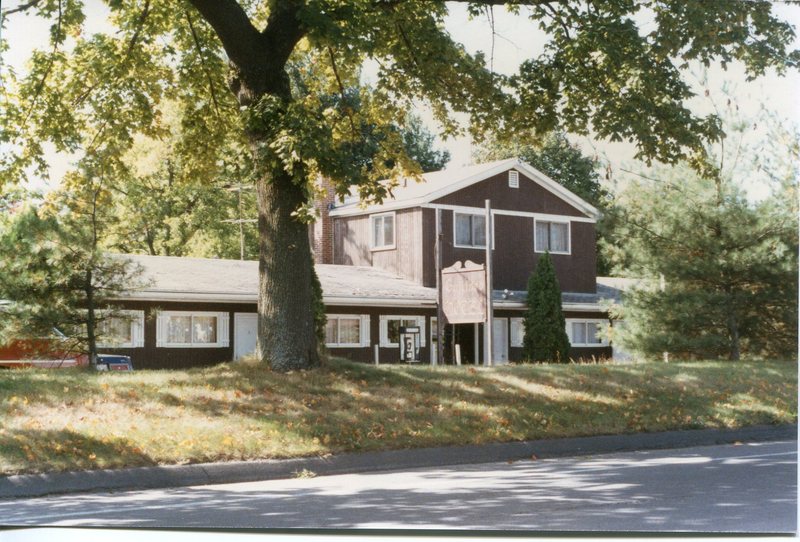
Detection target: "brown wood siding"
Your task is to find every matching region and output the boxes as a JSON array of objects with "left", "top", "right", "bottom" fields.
[
  {"left": 324, "top": 305, "right": 437, "bottom": 364},
  {"left": 99, "top": 300, "right": 254, "bottom": 370},
  {"left": 499, "top": 309, "right": 613, "bottom": 362},
  {"left": 101, "top": 302, "right": 610, "bottom": 369},
  {"left": 333, "top": 215, "right": 372, "bottom": 266},
  {"left": 422, "top": 207, "right": 437, "bottom": 287},
  {"left": 432, "top": 170, "right": 589, "bottom": 217},
  {"left": 333, "top": 209, "right": 424, "bottom": 283},
  {"left": 435, "top": 210, "right": 596, "bottom": 293}
]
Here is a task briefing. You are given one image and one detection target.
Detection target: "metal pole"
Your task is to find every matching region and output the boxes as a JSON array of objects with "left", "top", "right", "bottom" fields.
[
  {"left": 484, "top": 199, "right": 493, "bottom": 367},
  {"left": 435, "top": 208, "right": 444, "bottom": 366}
]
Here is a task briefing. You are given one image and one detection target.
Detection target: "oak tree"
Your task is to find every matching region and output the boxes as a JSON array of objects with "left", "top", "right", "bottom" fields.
[{"left": 2, "top": 0, "right": 798, "bottom": 370}]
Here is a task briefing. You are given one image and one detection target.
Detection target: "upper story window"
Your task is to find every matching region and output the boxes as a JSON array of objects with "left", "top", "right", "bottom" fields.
[
  {"left": 566, "top": 319, "right": 608, "bottom": 347},
  {"left": 454, "top": 212, "right": 487, "bottom": 248},
  {"left": 156, "top": 311, "right": 230, "bottom": 348},
  {"left": 97, "top": 310, "right": 145, "bottom": 348},
  {"left": 508, "top": 170, "right": 519, "bottom": 188},
  {"left": 534, "top": 219, "right": 570, "bottom": 254},
  {"left": 371, "top": 212, "right": 395, "bottom": 250}
]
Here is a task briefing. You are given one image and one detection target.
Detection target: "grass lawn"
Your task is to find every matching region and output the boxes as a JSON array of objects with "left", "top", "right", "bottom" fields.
[{"left": 0, "top": 358, "right": 796, "bottom": 476}]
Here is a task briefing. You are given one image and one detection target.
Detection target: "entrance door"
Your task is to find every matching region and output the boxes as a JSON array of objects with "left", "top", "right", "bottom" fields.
[
  {"left": 234, "top": 313, "right": 258, "bottom": 360},
  {"left": 492, "top": 317, "right": 509, "bottom": 365}
]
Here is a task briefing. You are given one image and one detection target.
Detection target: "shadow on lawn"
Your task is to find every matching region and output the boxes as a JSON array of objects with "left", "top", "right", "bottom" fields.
[
  {"left": 0, "top": 428, "right": 156, "bottom": 474},
  {"left": 1, "top": 359, "right": 795, "bottom": 474},
  {"left": 156, "top": 359, "right": 795, "bottom": 458}
]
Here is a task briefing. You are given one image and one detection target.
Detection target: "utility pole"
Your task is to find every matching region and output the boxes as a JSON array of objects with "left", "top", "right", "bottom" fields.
[{"left": 223, "top": 184, "right": 256, "bottom": 260}]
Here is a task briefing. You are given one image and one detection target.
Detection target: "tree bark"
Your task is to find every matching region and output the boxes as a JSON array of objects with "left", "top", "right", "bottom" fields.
[
  {"left": 189, "top": 0, "right": 317, "bottom": 370},
  {"left": 255, "top": 163, "right": 320, "bottom": 371}
]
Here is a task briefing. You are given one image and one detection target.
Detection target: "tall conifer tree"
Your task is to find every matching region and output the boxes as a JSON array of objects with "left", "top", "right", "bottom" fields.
[{"left": 523, "top": 252, "right": 570, "bottom": 363}]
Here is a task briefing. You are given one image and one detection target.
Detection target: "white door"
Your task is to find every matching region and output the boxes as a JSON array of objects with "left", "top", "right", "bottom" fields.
[
  {"left": 492, "top": 317, "right": 509, "bottom": 365},
  {"left": 234, "top": 313, "right": 258, "bottom": 360}
]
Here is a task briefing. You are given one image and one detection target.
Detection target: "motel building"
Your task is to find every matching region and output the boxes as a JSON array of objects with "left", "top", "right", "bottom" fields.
[{"left": 90, "top": 158, "right": 631, "bottom": 369}]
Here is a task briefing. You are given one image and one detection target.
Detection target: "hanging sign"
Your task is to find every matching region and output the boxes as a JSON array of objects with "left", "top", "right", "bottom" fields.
[{"left": 441, "top": 260, "right": 487, "bottom": 324}]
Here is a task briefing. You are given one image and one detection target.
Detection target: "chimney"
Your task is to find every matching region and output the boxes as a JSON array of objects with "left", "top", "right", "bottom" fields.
[{"left": 311, "top": 177, "right": 336, "bottom": 264}]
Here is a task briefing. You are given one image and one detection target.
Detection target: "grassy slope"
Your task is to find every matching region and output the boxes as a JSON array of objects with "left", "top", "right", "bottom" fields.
[{"left": 0, "top": 359, "right": 796, "bottom": 475}]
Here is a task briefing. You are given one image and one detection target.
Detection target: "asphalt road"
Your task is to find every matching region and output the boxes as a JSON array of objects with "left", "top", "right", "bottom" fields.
[{"left": 1, "top": 440, "right": 796, "bottom": 532}]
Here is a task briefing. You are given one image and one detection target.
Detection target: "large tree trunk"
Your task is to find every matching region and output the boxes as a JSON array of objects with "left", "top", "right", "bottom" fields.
[
  {"left": 188, "top": 0, "right": 315, "bottom": 370},
  {"left": 239, "top": 65, "right": 319, "bottom": 371},
  {"left": 255, "top": 162, "right": 320, "bottom": 371}
]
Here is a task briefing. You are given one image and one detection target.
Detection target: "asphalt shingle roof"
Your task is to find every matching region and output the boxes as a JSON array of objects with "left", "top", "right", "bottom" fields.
[{"left": 117, "top": 254, "right": 629, "bottom": 311}]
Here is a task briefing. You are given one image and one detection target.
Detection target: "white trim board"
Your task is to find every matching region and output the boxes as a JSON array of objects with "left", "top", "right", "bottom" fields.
[{"left": 426, "top": 203, "right": 596, "bottom": 224}]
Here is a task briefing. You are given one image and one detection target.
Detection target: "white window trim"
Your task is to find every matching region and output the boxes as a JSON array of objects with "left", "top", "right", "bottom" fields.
[
  {"left": 509, "top": 317, "right": 525, "bottom": 347},
  {"left": 453, "top": 211, "right": 495, "bottom": 250},
  {"left": 156, "top": 311, "right": 230, "bottom": 348},
  {"left": 96, "top": 310, "right": 145, "bottom": 349},
  {"left": 534, "top": 218, "right": 571, "bottom": 255},
  {"left": 565, "top": 318, "right": 609, "bottom": 347},
  {"left": 379, "top": 315, "right": 426, "bottom": 347},
  {"left": 325, "top": 314, "right": 370, "bottom": 348},
  {"left": 370, "top": 211, "right": 396, "bottom": 251}
]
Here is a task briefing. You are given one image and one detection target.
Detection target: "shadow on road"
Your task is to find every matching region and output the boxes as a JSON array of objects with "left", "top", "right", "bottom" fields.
[{"left": 2, "top": 440, "right": 796, "bottom": 532}]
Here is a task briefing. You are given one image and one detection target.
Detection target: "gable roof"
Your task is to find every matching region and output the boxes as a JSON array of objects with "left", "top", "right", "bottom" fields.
[{"left": 329, "top": 158, "right": 600, "bottom": 219}]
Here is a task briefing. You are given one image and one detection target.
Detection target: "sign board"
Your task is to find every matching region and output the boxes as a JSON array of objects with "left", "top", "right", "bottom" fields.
[
  {"left": 441, "top": 260, "right": 487, "bottom": 324},
  {"left": 399, "top": 326, "right": 421, "bottom": 363}
]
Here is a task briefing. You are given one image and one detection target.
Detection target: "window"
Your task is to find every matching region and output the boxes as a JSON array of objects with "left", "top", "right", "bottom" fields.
[
  {"left": 510, "top": 317, "right": 525, "bottom": 347},
  {"left": 566, "top": 319, "right": 608, "bottom": 347},
  {"left": 371, "top": 212, "right": 395, "bottom": 250},
  {"left": 454, "top": 212, "right": 487, "bottom": 248},
  {"left": 97, "top": 310, "right": 144, "bottom": 348},
  {"left": 535, "top": 220, "right": 570, "bottom": 254},
  {"left": 508, "top": 170, "right": 519, "bottom": 188},
  {"left": 156, "top": 311, "right": 229, "bottom": 348},
  {"left": 325, "top": 314, "right": 369, "bottom": 347},
  {"left": 379, "top": 315, "right": 426, "bottom": 347}
]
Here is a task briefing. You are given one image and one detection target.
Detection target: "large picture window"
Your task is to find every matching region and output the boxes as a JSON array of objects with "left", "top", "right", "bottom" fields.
[
  {"left": 454, "top": 212, "right": 487, "bottom": 248},
  {"left": 157, "top": 311, "right": 229, "bottom": 348},
  {"left": 97, "top": 310, "right": 145, "bottom": 348},
  {"left": 379, "top": 315, "right": 426, "bottom": 347},
  {"left": 566, "top": 319, "right": 608, "bottom": 347},
  {"left": 371, "top": 212, "right": 395, "bottom": 250},
  {"left": 325, "top": 314, "right": 369, "bottom": 347},
  {"left": 534, "top": 220, "right": 570, "bottom": 254}
]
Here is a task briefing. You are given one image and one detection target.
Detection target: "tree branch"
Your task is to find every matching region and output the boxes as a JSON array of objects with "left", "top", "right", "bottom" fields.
[
  {"left": 185, "top": 9, "right": 222, "bottom": 119},
  {"left": 1, "top": 0, "right": 43, "bottom": 16},
  {"left": 185, "top": 0, "right": 261, "bottom": 69},
  {"left": 20, "top": 0, "right": 62, "bottom": 130}
]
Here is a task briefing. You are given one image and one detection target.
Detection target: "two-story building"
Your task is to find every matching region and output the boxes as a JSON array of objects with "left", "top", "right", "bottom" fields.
[{"left": 87, "top": 158, "right": 624, "bottom": 369}]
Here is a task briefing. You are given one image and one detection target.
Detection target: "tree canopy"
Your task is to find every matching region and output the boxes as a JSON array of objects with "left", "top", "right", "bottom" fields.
[
  {"left": 605, "top": 112, "right": 799, "bottom": 361},
  {"left": 2, "top": 0, "right": 798, "bottom": 370}
]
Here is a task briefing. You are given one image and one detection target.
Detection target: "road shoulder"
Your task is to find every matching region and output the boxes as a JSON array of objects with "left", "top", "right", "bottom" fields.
[{"left": 1, "top": 423, "right": 795, "bottom": 499}]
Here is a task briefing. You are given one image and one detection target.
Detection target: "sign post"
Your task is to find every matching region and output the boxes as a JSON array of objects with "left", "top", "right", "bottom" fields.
[{"left": 484, "top": 199, "right": 494, "bottom": 367}]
